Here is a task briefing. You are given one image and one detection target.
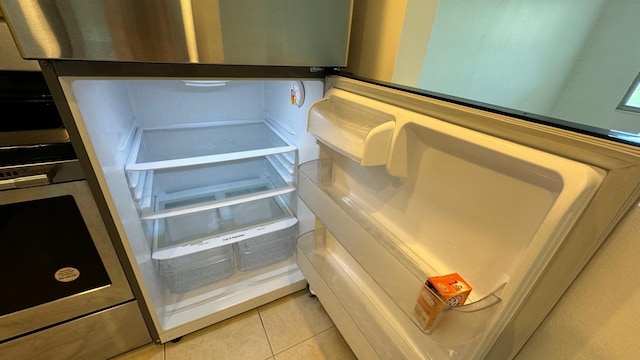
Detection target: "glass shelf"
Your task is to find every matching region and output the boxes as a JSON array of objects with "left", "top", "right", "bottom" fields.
[
  {"left": 134, "top": 155, "right": 295, "bottom": 220},
  {"left": 125, "top": 121, "right": 296, "bottom": 171}
]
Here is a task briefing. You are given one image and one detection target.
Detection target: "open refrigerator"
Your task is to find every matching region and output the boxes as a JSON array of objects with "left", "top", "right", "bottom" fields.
[
  {"left": 6, "top": 1, "right": 640, "bottom": 358},
  {"left": 51, "top": 72, "right": 640, "bottom": 359}
]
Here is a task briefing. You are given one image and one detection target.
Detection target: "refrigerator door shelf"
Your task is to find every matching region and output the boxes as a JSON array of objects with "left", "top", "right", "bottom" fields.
[
  {"left": 297, "top": 230, "right": 447, "bottom": 360},
  {"left": 308, "top": 88, "right": 395, "bottom": 166},
  {"left": 298, "top": 161, "right": 504, "bottom": 346},
  {"left": 125, "top": 121, "right": 296, "bottom": 171},
  {"left": 136, "top": 155, "right": 295, "bottom": 219},
  {"left": 152, "top": 195, "right": 298, "bottom": 260}
]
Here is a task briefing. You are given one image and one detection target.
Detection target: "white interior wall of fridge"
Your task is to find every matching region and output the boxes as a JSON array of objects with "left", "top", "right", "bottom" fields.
[{"left": 59, "top": 77, "right": 323, "bottom": 340}]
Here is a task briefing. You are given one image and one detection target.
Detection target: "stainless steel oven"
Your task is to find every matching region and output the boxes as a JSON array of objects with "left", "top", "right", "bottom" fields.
[{"left": 0, "top": 69, "right": 150, "bottom": 359}]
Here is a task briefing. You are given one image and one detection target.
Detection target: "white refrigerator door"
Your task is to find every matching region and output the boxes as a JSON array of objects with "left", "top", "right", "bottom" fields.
[{"left": 296, "top": 75, "right": 640, "bottom": 360}]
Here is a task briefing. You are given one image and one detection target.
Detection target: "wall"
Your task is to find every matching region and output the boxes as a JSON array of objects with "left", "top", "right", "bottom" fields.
[
  {"left": 516, "top": 204, "right": 640, "bottom": 358},
  {"left": 417, "top": 0, "right": 606, "bottom": 114},
  {"left": 549, "top": 0, "right": 640, "bottom": 133}
]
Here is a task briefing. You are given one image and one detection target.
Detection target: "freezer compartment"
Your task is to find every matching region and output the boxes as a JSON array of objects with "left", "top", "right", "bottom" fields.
[
  {"left": 156, "top": 244, "right": 234, "bottom": 293},
  {"left": 130, "top": 155, "right": 295, "bottom": 219},
  {"left": 308, "top": 88, "right": 395, "bottom": 166},
  {"left": 235, "top": 227, "right": 297, "bottom": 272},
  {"left": 152, "top": 195, "right": 297, "bottom": 260},
  {"left": 126, "top": 121, "right": 296, "bottom": 171}
]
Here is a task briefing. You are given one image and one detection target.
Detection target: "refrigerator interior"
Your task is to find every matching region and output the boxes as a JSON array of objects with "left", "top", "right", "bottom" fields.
[
  {"left": 296, "top": 86, "right": 606, "bottom": 359},
  {"left": 59, "top": 77, "right": 323, "bottom": 340}
]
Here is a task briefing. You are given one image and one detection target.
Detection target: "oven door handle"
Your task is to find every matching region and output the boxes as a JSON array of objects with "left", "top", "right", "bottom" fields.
[{"left": 0, "top": 172, "right": 52, "bottom": 190}]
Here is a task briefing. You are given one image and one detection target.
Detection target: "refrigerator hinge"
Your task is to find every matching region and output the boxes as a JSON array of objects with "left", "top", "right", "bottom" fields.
[{"left": 310, "top": 67, "right": 343, "bottom": 74}]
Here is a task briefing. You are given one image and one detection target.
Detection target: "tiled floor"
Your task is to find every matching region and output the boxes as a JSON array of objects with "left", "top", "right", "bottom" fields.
[{"left": 111, "top": 290, "right": 356, "bottom": 360}]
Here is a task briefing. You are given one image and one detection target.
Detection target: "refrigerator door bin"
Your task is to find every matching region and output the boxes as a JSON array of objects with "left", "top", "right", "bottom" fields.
[
  {"left": 156, "top": 244, "right": 234, "bottom": 293},
  {"left": 297, "top": 230, "right": 415, "bottom": 360},
  {"left": 152, "top": 195, "right": 298, "bottom": 260},
  {"left": 415, "top": 285, "right": 502, "bottom": 343},
  {"left": 126, "top": 121, "right": 296, "bottom": 171},
  {"left": 297, "top": 162, "right": 504, "bottom": 349},
  {"left": 235, "top": 227, "right": 297, "bottom": 271},
  {"left": 308, "top": 88, "right": 395, "bottom": 166},
  {"left": 135, "top": 155, "right": 295, "bottom": 219}
]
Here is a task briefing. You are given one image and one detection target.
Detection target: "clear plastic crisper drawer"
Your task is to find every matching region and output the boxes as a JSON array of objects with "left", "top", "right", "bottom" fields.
[
  {"left": 136, "top": 155, "right": 295, "bottom": 219},
  {"left": 156, "top": 244, "right": 234, "bottom": 293},
  {"left": 235, "top": 227, "right": 297, "bottom": 271},
  {"left": 152, "top": 194, "right": 297, "bottom": 261},
  {"left": 126, "top": 121, "right": 296, "bottom": 171}
]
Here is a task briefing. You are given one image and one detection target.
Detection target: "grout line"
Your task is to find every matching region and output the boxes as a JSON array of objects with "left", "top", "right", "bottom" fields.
[
  {"left": 271, "top": 325, "right": 337, "bottom": 356},
  {"left": 257, "top": 307, "right": 276, "bottom": 357}
]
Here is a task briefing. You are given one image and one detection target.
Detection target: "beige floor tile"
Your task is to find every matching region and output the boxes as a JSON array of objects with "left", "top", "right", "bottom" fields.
[
  {"left": 110, "top": 343, "right": 164, "bottom": 360},
  {"left": 165, "top": 310, "right": 272, "bottom": 360},
  {"left": 259, "top": 291, "right": 335, "bottom": 354},
  {"left": 274, "top": 327, "right": 356, "bottom": 360}
]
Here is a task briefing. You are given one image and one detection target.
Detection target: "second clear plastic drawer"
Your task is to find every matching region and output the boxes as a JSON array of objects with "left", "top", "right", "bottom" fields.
[{"left": 235, "top": 227, "right": 297, "bottom": 271}]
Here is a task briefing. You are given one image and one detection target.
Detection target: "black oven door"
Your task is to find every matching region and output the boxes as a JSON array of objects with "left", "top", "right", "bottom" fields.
[{"left": 0, "top": 177, "right": 134, "bottom": 341}]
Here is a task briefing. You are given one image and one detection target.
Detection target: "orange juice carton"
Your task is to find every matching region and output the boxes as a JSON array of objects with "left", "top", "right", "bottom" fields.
[{"left": 413, "top": 273, "right": 472, "bottom": 331}]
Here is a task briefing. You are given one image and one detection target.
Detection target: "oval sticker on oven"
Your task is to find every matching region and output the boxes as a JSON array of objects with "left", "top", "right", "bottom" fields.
[{"left": 54, "top": 267, "right": 80, "bottom": 282}]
